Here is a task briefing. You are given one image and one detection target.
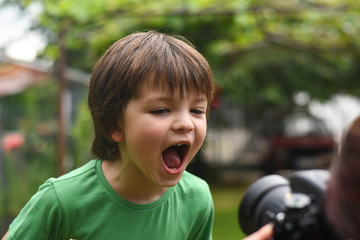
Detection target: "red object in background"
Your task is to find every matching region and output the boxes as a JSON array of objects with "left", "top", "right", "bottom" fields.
[
  {"left": 210, "top": 85, "right": 222, "bottom": 110},
  {"left": 269, "top": 135, "right": 336, "bottom": 150},
  {"left": 261, "top": 108, "right": 337, "bottom": 172},
  {"left": 1, "top": 133, "right": 25, "bottom": 152}
]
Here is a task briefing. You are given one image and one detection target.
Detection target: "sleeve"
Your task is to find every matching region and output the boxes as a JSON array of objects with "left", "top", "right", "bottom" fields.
[{"left": 6, "top": 180, "right": 64, "bottom": 240}]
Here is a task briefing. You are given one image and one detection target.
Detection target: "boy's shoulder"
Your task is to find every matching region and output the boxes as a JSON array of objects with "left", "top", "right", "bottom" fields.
[
  {"left": 42, "top": 160, "right": 100, "bottom": 198},
  {"left": 177, "top": 171, "right": 212, "bottom": 198},
  {"left": 181, "top": 171, "right": 209, "bottom": 187},
  {"left": 175, "top": 171, "right": 213, "bottom": 217},
  {"left": 49, "top": 159, "right": 98, "bottom": 183}
]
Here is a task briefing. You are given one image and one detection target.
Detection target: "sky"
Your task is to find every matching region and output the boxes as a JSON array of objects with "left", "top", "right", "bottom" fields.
[
  {"left": 0, "top": 2, "right": 45, "bottom": 61},
  {"left": 309, "top": 94, "right": 360, "bottom": 140}
]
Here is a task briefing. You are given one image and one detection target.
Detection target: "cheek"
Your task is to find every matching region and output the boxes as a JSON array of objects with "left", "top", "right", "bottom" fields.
[
  {"left": 141, "top": 120, "right": 165, "bottom": 139},
  {"left": 195, "top": 121, "right": 207, "bottom": 147},
  {"left": 126, "top": 120, "right": 165, "bottom": 147}
]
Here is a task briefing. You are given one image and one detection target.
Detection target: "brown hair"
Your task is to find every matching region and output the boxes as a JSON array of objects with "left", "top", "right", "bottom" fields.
[
  {"left": 88, "top": 30, "right": 215, "bottom": 160},
  {"left": 326, "top": 117, "right": 360, "bottom": 239}
]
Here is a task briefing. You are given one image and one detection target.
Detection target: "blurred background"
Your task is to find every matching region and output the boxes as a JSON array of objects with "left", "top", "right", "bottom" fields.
[{"left": 1, "top": 0, "right": 360, "bottom": 238}]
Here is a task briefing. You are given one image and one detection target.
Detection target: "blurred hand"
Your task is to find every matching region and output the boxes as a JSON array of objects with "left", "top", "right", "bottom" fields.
[
  {"left": 2, "top": 231, "right": 8, "bottom": 240},
  {"left": 242, "top": 224, "right": 273, "bottom": 240}
]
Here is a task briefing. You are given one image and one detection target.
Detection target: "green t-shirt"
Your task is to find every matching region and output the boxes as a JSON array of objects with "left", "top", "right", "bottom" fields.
[{"left": 7, "top": 160, "right": 214, "bottom": 240}]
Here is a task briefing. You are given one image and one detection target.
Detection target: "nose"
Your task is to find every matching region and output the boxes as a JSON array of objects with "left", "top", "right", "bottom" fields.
[{"left": 172, "top": 112, "right": 194, "bottom": 132}]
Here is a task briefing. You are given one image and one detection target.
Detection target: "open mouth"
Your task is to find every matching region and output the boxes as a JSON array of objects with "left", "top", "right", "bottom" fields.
[{"left": 162, "top": 143, "right": 189, "bottom": 170}]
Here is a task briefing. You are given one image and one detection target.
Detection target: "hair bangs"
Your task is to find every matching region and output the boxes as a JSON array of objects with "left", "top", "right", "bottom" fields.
[{"left": 143, "top": 36, "right": 214, "bottom": 102}]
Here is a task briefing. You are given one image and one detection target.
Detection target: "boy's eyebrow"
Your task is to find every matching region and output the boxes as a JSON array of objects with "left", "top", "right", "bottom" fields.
[{"left": 148, "top": 95, "right": 208, "bottom": 102}]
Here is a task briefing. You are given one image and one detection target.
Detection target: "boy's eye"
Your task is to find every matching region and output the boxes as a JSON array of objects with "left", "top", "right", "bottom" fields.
[
  {"left": 191, "top": 108, "right": 205, "bottom": 115},
  {"left": 150, "top": 108, "right": 169, "bottom": 115}
]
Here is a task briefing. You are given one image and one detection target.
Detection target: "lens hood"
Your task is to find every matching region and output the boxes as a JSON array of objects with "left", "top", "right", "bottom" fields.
[{"left": 238, "top": 174, "right": 290, "bottom": 234}]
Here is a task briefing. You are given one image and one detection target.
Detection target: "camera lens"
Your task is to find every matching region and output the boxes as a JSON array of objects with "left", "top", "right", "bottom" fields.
[
  {"left": 238, "top": 175, "right": 290, "bottom": 235},
  {"left": 238, "top": 170, "right": 336, "bottom": 240}
]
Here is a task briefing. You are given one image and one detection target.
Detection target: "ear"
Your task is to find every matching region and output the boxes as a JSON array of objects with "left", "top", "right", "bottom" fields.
[{"left": 110, "top": 129, "right": 124, "bottom": 143}]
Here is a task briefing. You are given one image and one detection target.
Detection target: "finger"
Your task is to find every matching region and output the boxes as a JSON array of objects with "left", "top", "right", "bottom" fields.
[{"left": 243, "top": 224, "right": 273, "bottom": 240}]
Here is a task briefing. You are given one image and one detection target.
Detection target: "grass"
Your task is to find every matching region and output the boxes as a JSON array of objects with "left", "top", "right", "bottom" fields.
[{"left": 211, "top": 184, "right": 248, "bottom": 239}]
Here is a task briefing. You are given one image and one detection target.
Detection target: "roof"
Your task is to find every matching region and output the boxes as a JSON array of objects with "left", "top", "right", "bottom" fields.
[{"left": 0, "top": 53, "right": 91, "bottom": 97}]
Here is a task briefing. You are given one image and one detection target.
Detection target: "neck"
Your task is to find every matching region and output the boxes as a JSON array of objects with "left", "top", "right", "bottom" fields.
[{"left": 101, "top": 159, "right": 167, "bottom": 204}]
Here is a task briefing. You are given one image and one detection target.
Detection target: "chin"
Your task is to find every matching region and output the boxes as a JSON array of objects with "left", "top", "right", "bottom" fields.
[{"left": 158, "top": 174, "right": 183, "bottom": 188}]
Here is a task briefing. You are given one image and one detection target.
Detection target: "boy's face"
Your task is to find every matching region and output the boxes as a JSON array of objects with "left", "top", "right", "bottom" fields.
[{"left": 113, "top": 83, "right": 208, "bottom": 188}]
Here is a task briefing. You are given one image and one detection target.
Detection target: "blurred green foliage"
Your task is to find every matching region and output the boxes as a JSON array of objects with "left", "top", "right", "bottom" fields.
[
  {"left": 0, "top": 81, "right": 93, "bottom": 220},
  {"left": 3, "top": 0, "right": 358, "bottom": 121},
  {"left": 70, "top": 99, "right": 93, "bottom": 168},
  {"left": 0, "top": 81, "right": 58, "bottom": 217}
]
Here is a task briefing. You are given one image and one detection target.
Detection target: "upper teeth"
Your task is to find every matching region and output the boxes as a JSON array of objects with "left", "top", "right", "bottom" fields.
[{"left": 174, "top": 143, "right": 187, "bottom": 146}]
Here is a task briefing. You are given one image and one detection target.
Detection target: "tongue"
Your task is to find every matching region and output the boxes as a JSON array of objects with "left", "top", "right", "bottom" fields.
[{"left": 162, "top": 148, "right": 181, "bottom": 169}]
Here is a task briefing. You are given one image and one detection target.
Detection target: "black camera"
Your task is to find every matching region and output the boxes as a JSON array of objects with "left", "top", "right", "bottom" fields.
[{"left": 238, "top": 170, "right": 339, "bottom": 240}]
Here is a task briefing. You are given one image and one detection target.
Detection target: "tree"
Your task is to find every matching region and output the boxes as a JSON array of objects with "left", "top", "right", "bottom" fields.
[{"left": 2, "top": 0, "right": 360, "bottom": 121}]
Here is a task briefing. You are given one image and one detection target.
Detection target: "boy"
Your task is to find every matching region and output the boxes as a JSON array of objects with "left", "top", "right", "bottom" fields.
[{"left": 3, "top": 30, "right": 215, "bottom": 239}]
